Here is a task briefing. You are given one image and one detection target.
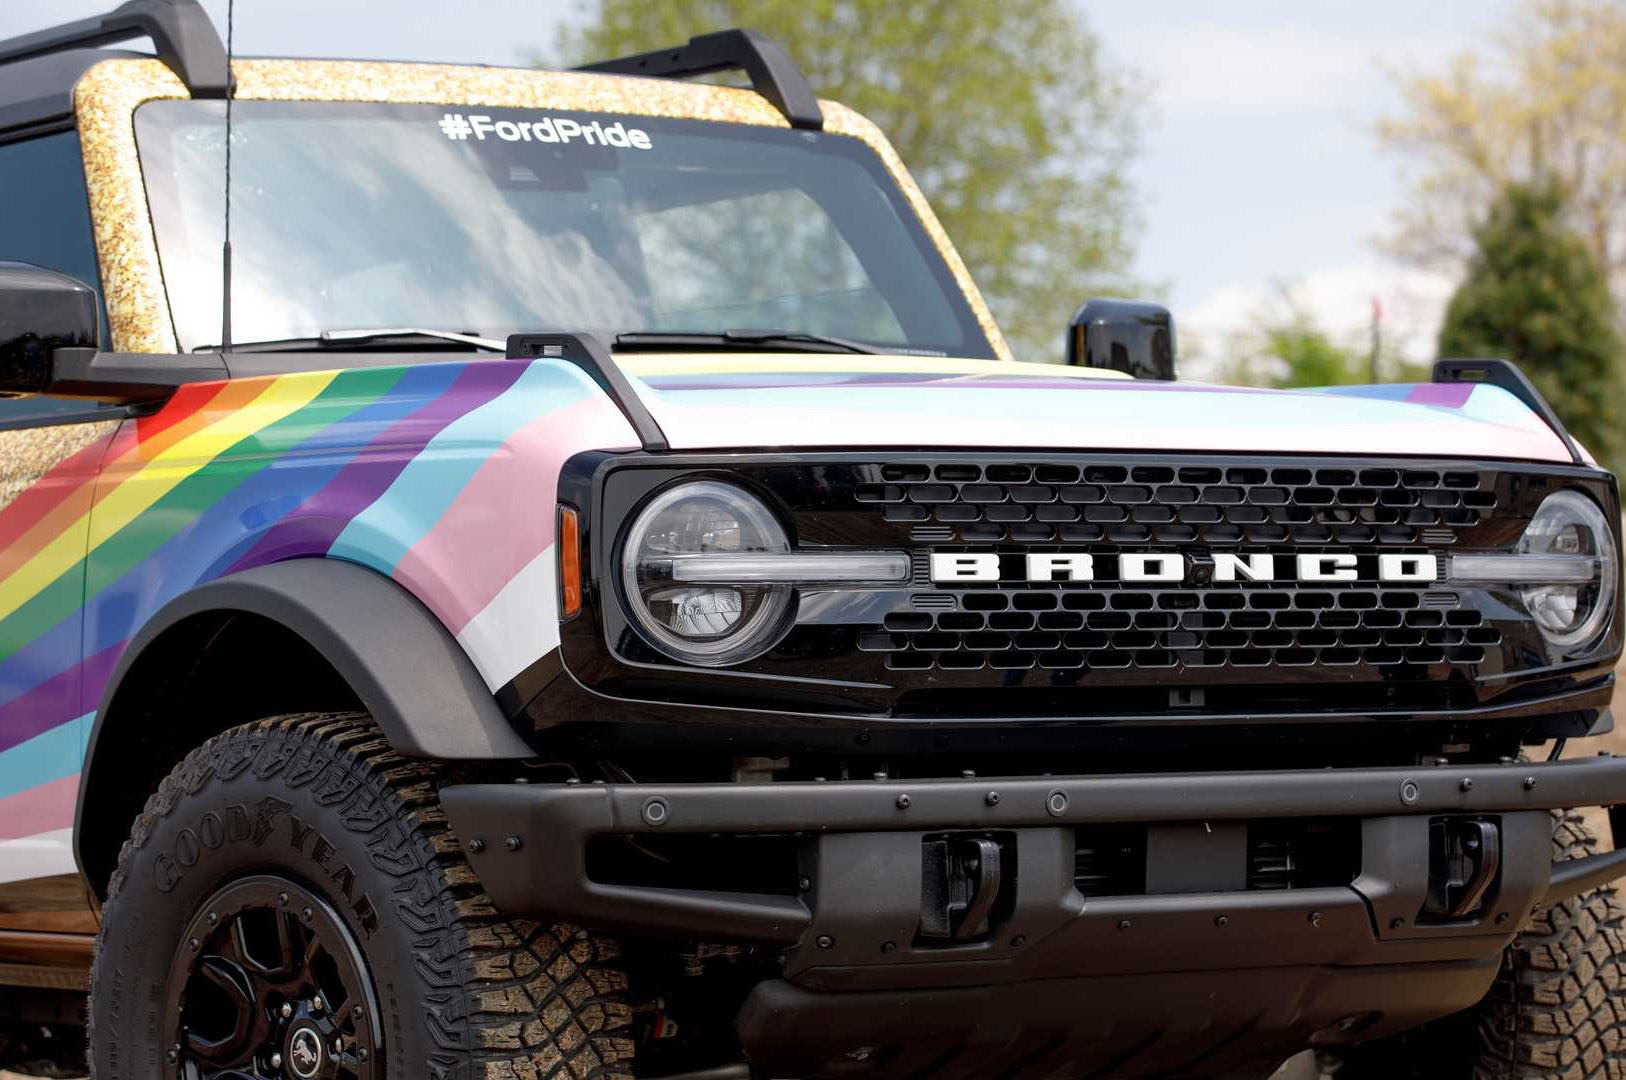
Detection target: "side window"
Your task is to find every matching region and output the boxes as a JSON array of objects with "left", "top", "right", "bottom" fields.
[{"left": 0, "top": 130, "right": 114, "bottom": 428}]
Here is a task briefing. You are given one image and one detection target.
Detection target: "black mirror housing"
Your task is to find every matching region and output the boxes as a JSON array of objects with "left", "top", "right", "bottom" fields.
[
  {"left": 0, "top": 261, "right": 100, "bottom": 396},
  {"left": 1066, "top": 297, "right": 1176, "bottom": 380}
]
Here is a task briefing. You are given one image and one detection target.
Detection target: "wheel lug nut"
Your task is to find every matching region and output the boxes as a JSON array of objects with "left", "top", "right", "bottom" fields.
[
  {"left": 166, "top": 1048, "right": 177, "bottom": 1063},
  {"left": 311, "top": 996, "right": 323, "bottom": 1013},
  {"left": 270, "top": 1051, "right": 282, "bottom": 1068},
  {"left": 301, "top": 906, "right": 313, "bottom": 922},
  {"left": 280, "top": 1002, "right": 293, "bottom": 1019},
  {"left": 332, "top": 1037, "right": 344, "bottom": 1054}
]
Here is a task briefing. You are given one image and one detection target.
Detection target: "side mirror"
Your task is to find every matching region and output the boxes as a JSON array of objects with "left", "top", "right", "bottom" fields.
[
  {"left": 0, "top": 262, "right": 99, "bottom": 396},
  {"left": 1065, "top": 298, "right": 1176, "bottom": 380}
]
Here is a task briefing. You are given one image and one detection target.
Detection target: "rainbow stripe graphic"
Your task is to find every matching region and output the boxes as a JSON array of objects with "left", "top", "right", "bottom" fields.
[{"left": 0, "top": 358, "right": 636, "bottom": 876}]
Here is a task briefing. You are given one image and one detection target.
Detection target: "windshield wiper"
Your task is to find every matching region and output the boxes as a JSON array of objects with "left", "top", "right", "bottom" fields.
[
  {"left": 224, "top": 328, "right": 506, "bottom": 353},
  {"left": 613, "top": 329, "right": 882, "bottom": 355}
]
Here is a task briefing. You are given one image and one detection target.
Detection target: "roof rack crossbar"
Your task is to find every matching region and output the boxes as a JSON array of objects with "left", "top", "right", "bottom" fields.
[
  {"left": 0, "top": 0, "right": 229, "bottom": 98},
  {"left": 577, "top": 28, "right": 823, "bottom": 131}
]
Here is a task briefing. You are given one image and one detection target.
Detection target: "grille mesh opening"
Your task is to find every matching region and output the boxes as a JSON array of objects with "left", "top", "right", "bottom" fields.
[
  {"left": 869, "top": 591, "right": 1498, "bottom": 673},
  {"left": 859, "top": 461, "right": 1496, "bottom": 545}
]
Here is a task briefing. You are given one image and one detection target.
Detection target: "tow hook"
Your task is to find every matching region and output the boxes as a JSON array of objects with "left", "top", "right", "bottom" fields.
[
  {"left": 1424, "top": 818, "right": 1501, "bottom": 919},
  {"left": 920, "top": 834, "right": 1006, "bottom": 941}
]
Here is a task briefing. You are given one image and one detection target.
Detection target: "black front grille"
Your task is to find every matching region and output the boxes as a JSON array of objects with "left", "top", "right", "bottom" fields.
[
  {"left": 849, "top": 457, "right": 1519, "bottom": 685},
  {"left": 866, "top": 588, "right": 1501, "bottom": 674},
  {"left": 857, "top": 462, "right": 1496, "bottom": 547}
]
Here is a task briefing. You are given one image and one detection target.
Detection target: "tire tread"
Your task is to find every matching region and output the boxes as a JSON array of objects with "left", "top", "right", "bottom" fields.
[{"left": 89, "top": 712, "right": 634, "bottom": 1079}]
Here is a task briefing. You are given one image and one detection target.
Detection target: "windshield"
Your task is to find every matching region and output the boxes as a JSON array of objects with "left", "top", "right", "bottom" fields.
[{"left": 133, "top": 100, "right": 993, "bottom": 357}]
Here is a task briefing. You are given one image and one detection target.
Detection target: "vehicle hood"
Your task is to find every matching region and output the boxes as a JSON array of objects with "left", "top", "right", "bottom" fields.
[{"left": 616, "top": 355, "right": 1575, "bottom": 463}]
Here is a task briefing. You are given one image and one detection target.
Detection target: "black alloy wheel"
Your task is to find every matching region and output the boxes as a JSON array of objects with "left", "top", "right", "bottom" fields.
[{"left": 163, "top": 875, "right": 381, "bottom": 1080}]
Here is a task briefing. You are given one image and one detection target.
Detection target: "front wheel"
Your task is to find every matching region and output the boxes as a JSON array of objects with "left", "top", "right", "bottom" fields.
[{"left": 88, "top": 713, "right": 634, "bottom": 1079}]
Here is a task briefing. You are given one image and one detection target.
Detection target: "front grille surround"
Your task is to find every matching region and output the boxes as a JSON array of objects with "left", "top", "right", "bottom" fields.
[{"left": 569, "top": 451, "right": 1621, "bottom": 721}]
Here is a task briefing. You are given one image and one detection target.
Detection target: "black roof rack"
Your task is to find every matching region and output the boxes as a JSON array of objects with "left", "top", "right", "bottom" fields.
[
  {"left": 577, "top": 29, "right": 823, "bottom": 131},
  {"left": 0, "top": 0, "right": 229, "bottom": 99}
]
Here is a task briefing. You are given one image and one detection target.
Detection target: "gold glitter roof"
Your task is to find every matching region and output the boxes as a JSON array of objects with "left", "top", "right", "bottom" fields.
[{"left": 73, "top": 58, "right": 1012, "bottom": 360}]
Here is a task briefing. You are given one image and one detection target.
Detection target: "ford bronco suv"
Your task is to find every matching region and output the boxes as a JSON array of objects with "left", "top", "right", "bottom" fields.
[{"left": 2, "top": 2, "right": 1626, "bottom": 1078}]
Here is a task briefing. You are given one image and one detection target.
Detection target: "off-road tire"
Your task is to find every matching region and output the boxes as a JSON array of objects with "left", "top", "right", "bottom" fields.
[
  {"left": 87, "top": 712, "right": 634, "bottom": 1078},
  {"left": 1334, "top": 810, "right": 1626, "bottom": 1079}
]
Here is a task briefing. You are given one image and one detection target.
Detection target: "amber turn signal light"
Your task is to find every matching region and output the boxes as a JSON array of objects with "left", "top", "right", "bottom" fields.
[{"left": 558, "top": 505, "right": 582, "bottom": 618}]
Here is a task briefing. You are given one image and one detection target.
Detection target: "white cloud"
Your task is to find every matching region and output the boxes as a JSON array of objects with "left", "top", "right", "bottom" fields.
[{"left": 1180, "top": 261, "right": 1456, "bottom": 381}]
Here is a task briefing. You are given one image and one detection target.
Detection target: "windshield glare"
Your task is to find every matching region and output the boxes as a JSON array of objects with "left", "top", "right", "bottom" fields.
[{"left": 133, "top": 100, "right": 992, "bottom": 357}]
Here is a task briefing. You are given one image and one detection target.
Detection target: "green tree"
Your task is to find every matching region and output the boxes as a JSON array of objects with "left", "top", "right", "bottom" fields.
[
  {"left": 1215, "top": 286, "right": 1427, "bottom": 389},
  {"left": 1437, "top": 181, "right": 1626, "bottom": 470},
  {"left": 1376, "top": 0, "right": 1626, "bottom": 336},
  {"left": 552, "top": 0, "right": 1144, "bottom": 361}
]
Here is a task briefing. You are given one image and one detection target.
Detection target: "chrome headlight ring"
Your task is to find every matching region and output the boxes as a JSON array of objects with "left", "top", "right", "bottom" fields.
[{"left": 617, "top": 479, "right": 909, "bottom": 667}]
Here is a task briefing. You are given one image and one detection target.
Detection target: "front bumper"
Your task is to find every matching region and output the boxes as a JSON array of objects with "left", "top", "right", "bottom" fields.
[{"left": 442, "top": 755, "right": 1626, "bottom": 1076}]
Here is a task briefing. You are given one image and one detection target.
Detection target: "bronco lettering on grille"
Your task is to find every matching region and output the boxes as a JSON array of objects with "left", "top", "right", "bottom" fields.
[{"left": 929, "top": 552, "right": 1439, "bottom": 585}]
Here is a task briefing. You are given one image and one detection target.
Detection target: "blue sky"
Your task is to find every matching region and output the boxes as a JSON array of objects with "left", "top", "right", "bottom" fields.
[{"left": 3, "top": 1, "right": 1513, "bottom": 370}]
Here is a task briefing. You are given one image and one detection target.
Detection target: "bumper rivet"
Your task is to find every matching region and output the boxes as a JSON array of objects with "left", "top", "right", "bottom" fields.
[
  {"left": 1214, "top": 915, "right": 1228, "bottom": 928},
  {"left": 1011, "top": 934, "right": 1027, "bottom": 947},
  {"left": 895, "top": 793, "right": 911, "bottom": 809},
  {"left": 1309, "top": 911, "right": 1323, "bottom": 927},
  {"left": 504, "top": 835, "right": 522, "bottom": 852},
  {"left": 1495, "top": 911, "right": 1510, "bottom": 924},
  {"left": 468, "top": 838, "right": 485, "bottom": 854},
  {"left": 816, "top": 934, "right": 835, "bottom": 949},
  {"left": 1117, "top": 919, "right": 1132, "bottom": 931},
  {"left": 1524, "top": 776, "right": 1537, "bottom": 790},
  {"left": 1047, "top": 790, "right": 1069, "bottom": 817},
  {"left": 985, "top": 791, "right": 1001, "bottom": 806},
  {"left": 1399, "top": 779, "right": 1420, "bottom": 805},
  {"left": 1390, "top": 917, "right": 1405, "bottom": 930},
  {"left": 880, "top": 940, "right": 897, "bottom": 954},
  {"left": 642, "top": 797, "right": 670, "bottom": 826},
  {"left": 1460, "top": 777, "right": 1474, "bottom": 792}
]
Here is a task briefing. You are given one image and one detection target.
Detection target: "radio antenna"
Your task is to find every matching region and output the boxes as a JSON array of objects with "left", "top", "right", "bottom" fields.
[{"left": 219, "top": 0, "right": 236, "bottom": 351}]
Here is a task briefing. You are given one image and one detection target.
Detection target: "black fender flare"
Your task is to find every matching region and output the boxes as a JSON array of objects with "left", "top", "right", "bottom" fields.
[{"left": 75, "top": 559, "right": 534, "bottom": 892}]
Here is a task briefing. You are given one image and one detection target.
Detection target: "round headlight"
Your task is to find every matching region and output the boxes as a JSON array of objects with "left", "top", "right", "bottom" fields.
[
  {"left": 619, "top": 481, "right": 794, "bottom": 666},
  {"left": 1517, "top": 490, "right": 1618, "bottom": 651}
]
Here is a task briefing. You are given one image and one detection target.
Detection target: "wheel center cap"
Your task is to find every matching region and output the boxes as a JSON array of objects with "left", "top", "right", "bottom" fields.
[{"left": 287, "top": 1026, "right": 324, "bottom": 1078}]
